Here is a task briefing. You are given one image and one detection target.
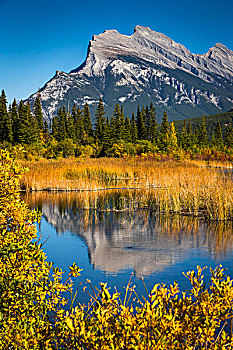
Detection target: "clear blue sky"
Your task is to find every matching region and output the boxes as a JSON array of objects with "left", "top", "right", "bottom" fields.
[{"left": 1, "top": 0, "right": 233, "bottom": 103}]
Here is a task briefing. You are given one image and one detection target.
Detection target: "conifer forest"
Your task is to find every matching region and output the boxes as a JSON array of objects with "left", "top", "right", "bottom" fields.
[{"left": 1, "top": 89, "right": 233, "bottom": 161}]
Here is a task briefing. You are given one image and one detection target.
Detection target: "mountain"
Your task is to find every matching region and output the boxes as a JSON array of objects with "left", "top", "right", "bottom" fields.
[{"left": 28, "top": 25, "right": 233, "bottom": 122}]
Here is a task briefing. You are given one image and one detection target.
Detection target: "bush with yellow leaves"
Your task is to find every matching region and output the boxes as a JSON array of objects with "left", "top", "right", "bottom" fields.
[{"left": 1, "top": 149, "right": 233, "bottom": 349}]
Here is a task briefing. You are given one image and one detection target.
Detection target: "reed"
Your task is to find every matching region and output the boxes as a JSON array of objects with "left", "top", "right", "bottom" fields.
[
  {"left": 20, "top": 158, "right": 233, "bottom": 220},
  {"left": 23, "top": 191, "right": 233, "bottom": 256}
]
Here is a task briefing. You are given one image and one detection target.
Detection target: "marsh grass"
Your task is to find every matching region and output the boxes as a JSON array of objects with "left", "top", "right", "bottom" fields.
[
  {"left": 21, "top": 191, "right": 233, "bottom": 256},
  {"left": 20, "top": 158, "right": 233, "bottom": 220}
]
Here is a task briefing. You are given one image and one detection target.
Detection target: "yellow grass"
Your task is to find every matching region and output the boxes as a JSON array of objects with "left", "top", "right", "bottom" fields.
[
  {"left": 23, "top": 191, "right": 233, "bottom": 255},
  {"left": 20, "top": 158, "right": 233, "bottom": 220}
]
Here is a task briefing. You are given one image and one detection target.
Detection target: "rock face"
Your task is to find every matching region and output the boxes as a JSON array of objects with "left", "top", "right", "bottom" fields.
[{"left": 29, "top": 25, "right": 233, "bottom": 122}]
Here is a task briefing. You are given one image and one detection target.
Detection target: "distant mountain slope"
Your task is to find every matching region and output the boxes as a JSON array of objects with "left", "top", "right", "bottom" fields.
[
  {"left": 28, "top": 26, "right": 233, "bottom": 122},
  {"left": 174, "top": 111, "right": 233, "bottom": 137}
]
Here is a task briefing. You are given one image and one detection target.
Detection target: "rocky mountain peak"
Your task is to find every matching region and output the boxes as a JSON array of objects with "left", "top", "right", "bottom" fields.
[{"left": 29, "top": 26, "right": 233, "bottom": 122}]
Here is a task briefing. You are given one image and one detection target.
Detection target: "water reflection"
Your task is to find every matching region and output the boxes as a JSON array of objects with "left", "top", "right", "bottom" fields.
[{"left": 22, "top": 192, "right": 233, "bottom": 278}]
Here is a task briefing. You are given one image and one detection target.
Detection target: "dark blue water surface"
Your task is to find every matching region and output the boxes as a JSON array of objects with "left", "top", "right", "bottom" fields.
[{"left": 23, "top": 192, "right": 233, "bottom": 306}]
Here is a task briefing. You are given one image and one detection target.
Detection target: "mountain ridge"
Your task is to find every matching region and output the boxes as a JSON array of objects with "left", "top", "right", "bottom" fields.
[{"left": 28, "top": 25, "right": 233, "bottom": 122}]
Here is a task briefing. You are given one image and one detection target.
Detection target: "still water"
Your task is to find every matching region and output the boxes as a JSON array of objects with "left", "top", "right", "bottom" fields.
[{"left": 23, "top": 191, "right": 233, "bottom": 305}]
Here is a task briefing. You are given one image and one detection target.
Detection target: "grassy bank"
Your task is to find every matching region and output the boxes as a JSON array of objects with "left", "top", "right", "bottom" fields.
[{"left": 20, "top": 158, "right": 233, "bottom": 220}]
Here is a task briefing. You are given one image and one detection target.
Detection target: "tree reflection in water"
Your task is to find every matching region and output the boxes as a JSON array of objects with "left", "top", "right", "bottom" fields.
[{"left": 22, "top": 191, "right": 233, "bottom": 277}]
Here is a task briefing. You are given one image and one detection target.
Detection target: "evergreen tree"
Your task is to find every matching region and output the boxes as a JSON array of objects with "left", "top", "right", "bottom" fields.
[
  {"left": 167, "top": 122, "right": 178, "bottom": 150},
  {"left": 224, "top": 124, "right": 233, "bottom": 148},
  {"left": 198, "top": 116, "right": 208, "bottom": 148},
  {"left": 179, "top": 121, "right": 188, "bottom": 149},
  {"left": 124, "top": 116, "right": 132, "bottom": 142},
  {"left": 186, "top": 123, "right": 195, "bottom": 149},
  {"left": 52, "top": 116, "right": 60, "bottom": 141},
  {"left": 17, "top": 101, "right": 38, "bottom": 144},
  {"left": 212, "top": 122, "right": 224, "bottom": 149},
  {"left": 111, "top": 103, "right": 121, "bottom": 141},
  {"left": 119, "top": 106, "right": 125, "bottom": 140},
  {"left": 148, "top": 102, "right": 158, "bottom": 144},
  {"left": 25, "top": 101, "right": 39, "bottom": 144},
  {"left": 17, "top": 100, "right": 27, "bottom": 143},
  {"left": 43, "top": 120, "right": 50, "bottom": 142},
  {"left": 145, "top": 105, "right": 150, "bottom": 133},
  {"left": 10, "top": 98, "right": 19, "bottom": 143},
  {"left": 136, "top": 106, "right": 146, "bottom": 140},
  {"left": 102, "top": 117, "right": 112, "bottom": 154},
  {"left": 66, "top": 111, "right": 76, "bottom": 141},
  {"left": 56, "top": 107, "right": 67, "bottom": 141},
  {"left": 94, "top": 97, "right": 106, "bottom": 142},
  {"left": 131, "top": 113, "right": 138, "bottom": 143},
  {"left": 83, "top": 103, "right": 93, "bottom": 137},
  {"left": 159, "top": 111, "right": 170, "bottom": 152},
  {"left": 0, "top": 90, "right": 12, "bottom": 143},
  {"left": 33, "top": 93, "right": 44, "bottom": 132},
  {"left": 0, "top": 89, "right": 7, "bottom": 142},
  {"left": 76, "top": 108, "right": 84, "bottom": 142}
]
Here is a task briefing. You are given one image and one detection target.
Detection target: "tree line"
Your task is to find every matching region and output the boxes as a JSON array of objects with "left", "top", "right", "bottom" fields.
[{"left": 1, "top": 90, "right": 233, "bottom": 159}]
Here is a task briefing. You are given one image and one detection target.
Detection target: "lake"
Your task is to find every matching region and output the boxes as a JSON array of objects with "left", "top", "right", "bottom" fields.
[{"left": 22, "top": 191, "right": 233, "bottom": 306}]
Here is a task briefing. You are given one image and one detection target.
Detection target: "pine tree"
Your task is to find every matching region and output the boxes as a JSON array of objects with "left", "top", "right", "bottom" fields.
[
  {"left": 66, "top": 111, "right": 76, "bottom": 141},
  {"left": 119, "top": 106, "right": 125, "bottom": 140},
  {"left": 136, "top": 106, "right": 146, "bottom": 140},
  {"left": 83, "top": 103, "right": 93, "bottom": 137},
  {"left": 5, "top": 111, "right": 13, "bottom": 143},
  {"left": 25, "top": 101, "right": 39, "bottom": 144},
  {"left": 102, "top": 117, "right": 112, "bottom": 154},
  {"left": 10, "top": 98, "right": 19, "bottom": 143},
  {"left": 148, "top": 102, "right": 158, "bottom": 144},
  {"left": 111, "top": 103, "right": 121, "bottom": 141},
  {"left": 124, "top": 116, "right": 132, "bottom": 142},
  {"left": 186, "top": 123, "right": 195, "bottom": 149},
  {"left": 43, "top": 120, "right": 50, "bottom": 142},
  {"left": 159, "top": 111, "right": 170, "bottom": 152},
  {"left": 0, "top": 90, "right": 12, "bottom": 143},
  {"left": 76, "top": 108, "right": 84, "bottom": 142},
  {"left": 179, "top": 121, "right": 188, "bottom": 149},
  {"left": 17, "top": 100, "right": 38, "bottom": 144},
  {"left": 212, "top": 122, "right": 224, "bottom": 149},
  {"left": 145, "top": 105, "right": 150, "bottom": 133},
  {"left": 33, "top": 93, "right": 44, "bottom": 132},
  {"left": 52, "top": 116, "right": 60, "bottom": 141},
  {"left": 94, "top": 97, "right": 106, "bottom": 142},
  {"left": 198, "top": 116, "right": 208, "bottom": 148},
  {"left": 131, "top": 113, "right": 138, "bottom": 143},
  {"left": 56, "top": 107, "right": 67, "bottom": 141},
  {"left": 224, "top": 124, "right": 233, "bottom": 148},
  {"left": 17, "top": 100, "right": 27, "bottom": 143},
  {"left": 167, "top": 122, "right": 178, "bottom": 151}
]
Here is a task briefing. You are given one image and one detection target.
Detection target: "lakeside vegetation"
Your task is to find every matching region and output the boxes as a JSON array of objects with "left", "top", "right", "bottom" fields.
[
  {"left": 24, "top": 191, "right": 233, "bottom": 256},
  {"left": 19, "top": 157, "right": 233, "bottom": 221},
  {"left": 1, "top": 90, "right": 233, "bottom": 161},
  {"left": 2, "top": 150, "right": 233, "bottom": 349}
]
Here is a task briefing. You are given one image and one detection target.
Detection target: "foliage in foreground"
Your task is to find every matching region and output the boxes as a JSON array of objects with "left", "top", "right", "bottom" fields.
[{"left": 1, "top": 149, "right": 233, "bottom": 349}]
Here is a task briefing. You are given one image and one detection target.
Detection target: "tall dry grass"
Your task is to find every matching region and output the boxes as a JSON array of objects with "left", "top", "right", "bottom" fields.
[{"left": 20, "top": 158, "right": 233, "bottom": 220}]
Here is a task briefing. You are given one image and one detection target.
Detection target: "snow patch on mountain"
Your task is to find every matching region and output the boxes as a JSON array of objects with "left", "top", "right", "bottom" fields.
[{"left": 28, "top": 25, "right": 233, "bottom": 121}]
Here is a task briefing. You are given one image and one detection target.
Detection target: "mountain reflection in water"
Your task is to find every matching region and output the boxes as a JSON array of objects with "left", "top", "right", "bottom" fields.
[{"left": 22, "top": 192, "right": 233, "bottom": 278}]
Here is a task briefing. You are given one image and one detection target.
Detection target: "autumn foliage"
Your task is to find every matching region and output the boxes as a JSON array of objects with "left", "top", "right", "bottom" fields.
[{"left": 1, "top": 150, "right": 233, "bottom": 349}]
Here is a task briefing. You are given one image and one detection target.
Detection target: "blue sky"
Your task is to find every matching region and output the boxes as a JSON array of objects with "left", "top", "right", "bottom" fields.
[{"left": 1, "top": 0, "right": 233, "bottom": 103}]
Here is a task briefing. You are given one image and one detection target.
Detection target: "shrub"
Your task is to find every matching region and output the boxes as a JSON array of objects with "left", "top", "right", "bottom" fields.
[{"left": 1, "top": 149, "right": 233, "bottom": 349}]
